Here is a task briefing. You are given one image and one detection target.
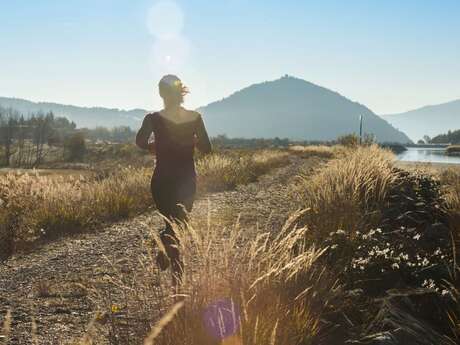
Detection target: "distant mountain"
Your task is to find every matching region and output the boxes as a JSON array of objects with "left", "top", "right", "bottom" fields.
[
  {"left": 199, "top": 76, "right": 411, "bottom": 143},
  {"left": 1, "top": 76, "right": 412, "bottom": 143},
  {"left": 382, "top": 100, "right": 460, "bottom": 142},
  {"left": 0, "top": 97, "right": 146, "bottom": 128}
]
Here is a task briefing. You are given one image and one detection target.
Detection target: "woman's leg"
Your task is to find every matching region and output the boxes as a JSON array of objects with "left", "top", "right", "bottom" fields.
[
  {"left": 151, "top": 177, "right": 177, "bottom": 271},
  {"left": 151, "top": 176, "right": 196, "bottom": 284},
  {"left": 167, "top": 177, "right": 197, "bottom": 284}
]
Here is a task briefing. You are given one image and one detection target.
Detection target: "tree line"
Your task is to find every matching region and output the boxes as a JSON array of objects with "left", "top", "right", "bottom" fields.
[
  {"left": 430, "top": 129, "right": 460, "bottom": 144},
  {"left": 0, "top": 107, "right": 77, "bottom": 167},
  {"left": 0, "top": 106, "right": 137, "bottom": 167}
]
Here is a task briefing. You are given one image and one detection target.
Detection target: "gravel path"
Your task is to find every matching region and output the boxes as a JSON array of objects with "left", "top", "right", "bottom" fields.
[{"left": 0, "top": 155, "right": 323, "bottom": 344}]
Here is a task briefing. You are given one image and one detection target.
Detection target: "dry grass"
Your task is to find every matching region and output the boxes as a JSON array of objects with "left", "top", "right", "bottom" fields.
[
  {"left": 440, "top": 168, "right": 460, "bottom": 209},
  {"left": 4, "top": 146, "right": 459, "bottom": 343},
  {"left": 0, "top": 150, "right": 291, "bottom": 259},
  {"left": 196, "top": 150, "right": 290, "bottom": 193},
  {"left": 440, "top": 168, "right": 460, "bottom": 273},
  {"left": 292, "top": 145, "right": 398, "bottom": 241},
  {"left": 288, "top": 145, "right": 345, "bottom": 159},
  {"left": 88, "top": 209, "right": 340, "bottom": 345},
  {"left": 0, "top": 167, "right": 152, "bottom": 258}
]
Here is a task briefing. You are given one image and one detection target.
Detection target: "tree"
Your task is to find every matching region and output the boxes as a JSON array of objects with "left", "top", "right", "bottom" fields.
[
  {"left": 0, "top": 107, "right": 19, "bottom": 166},
  {"left": 13, "top": 115, "right": 35, "bottom": 168},
  {"left": 423, "top": 135, "right": 431, "bottom": 144},
  {"left": 64, "top": 132, "right": 86, "bottom": 161},
  {"left": 30, "top": 112, "right": 55, "bottom": 166}
]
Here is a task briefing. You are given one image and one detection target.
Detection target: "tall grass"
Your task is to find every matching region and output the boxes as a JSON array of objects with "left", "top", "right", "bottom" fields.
[
  {"left": 0, "top": 150, "right": 291, "bottom": 259},
  {"left": 196, "top": 150, "right": 290, "bottom": 193},
  {"left": 440, "top": 168, "right": 460, "bottom": 270},
  {"left": 5, "top": 146, "right": 458, "bottom": 343},
  {"left": 89, "top": 210, "right": 340, "bottom": 345},
  {"left": 292, "top": 145, "right": 398, "bottom": 242},
  {"left": 288, "top": 145, "right": 345, "bottom": 159},
  {"left": 0, "top": 167, "right": 151, "bottom": 258},
  {"left": 441, "top": 168, "right": 460, "bottom": 211}
]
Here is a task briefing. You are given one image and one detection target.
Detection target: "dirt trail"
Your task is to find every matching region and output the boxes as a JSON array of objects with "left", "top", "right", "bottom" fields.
[{"left": 0, "top": 155, "right": 322, "bottom": 344}]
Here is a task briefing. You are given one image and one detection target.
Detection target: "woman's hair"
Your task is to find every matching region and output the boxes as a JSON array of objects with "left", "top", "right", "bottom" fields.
[{"left": 158, "top": 75, "right": 189, "bottom": 105}]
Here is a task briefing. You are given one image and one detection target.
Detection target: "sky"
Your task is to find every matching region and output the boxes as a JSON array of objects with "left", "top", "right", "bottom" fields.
[{"left": 0, "top": 0, "right": 459, "bottom": 114}]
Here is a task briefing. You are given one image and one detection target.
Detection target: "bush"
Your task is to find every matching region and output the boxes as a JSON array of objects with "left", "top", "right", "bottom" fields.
[
  {"left": 446, "top": 145, "right": 460, "bottom": 156},
  {"left": 337, "top": 133, "right": 375, "bottom": 147},
  {"left": 337, "top": 133, "right": 360, "bottom": 147}
]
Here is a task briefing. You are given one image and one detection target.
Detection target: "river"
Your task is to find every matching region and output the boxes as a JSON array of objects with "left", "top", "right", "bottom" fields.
[{"left": 397, "top": 147, "right": 460, "bottom": 164}]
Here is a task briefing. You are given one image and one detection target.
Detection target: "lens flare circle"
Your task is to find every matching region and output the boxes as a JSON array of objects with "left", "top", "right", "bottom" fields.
[
  {"left": 147, "top": 1, "right": 184, "bottom": 39},
  {"left": 203, "top": 299, "right": 241, "bottom": 340}
]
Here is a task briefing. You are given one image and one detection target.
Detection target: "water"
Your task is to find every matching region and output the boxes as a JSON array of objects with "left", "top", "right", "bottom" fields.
[{"left": 397, "top": 147, "right": 460, "bottom": 164}]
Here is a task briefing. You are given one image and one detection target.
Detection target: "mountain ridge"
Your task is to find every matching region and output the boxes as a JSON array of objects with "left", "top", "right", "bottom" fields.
[
  {"left": 1, "top": 76, "right": 412, "bottom": 143},
  {"left": 0, "top": 96, "right": 146, "bottom": 128},
  {"left": 382, "top": 99, "right": 460, "bottom": 141}
]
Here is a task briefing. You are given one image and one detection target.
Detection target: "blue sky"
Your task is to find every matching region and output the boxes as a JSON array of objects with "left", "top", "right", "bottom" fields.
[{"left": 1, "top": 0, "right": 459, "bottom": 114}]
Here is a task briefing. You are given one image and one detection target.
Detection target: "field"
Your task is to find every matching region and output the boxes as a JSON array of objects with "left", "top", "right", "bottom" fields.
[{"left": 0, "top": 145, "right": 459, "bottom": 344}]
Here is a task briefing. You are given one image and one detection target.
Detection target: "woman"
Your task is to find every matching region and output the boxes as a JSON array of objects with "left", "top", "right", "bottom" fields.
[{"left": 136, "top": 75, "right": 212, "bottom": 284}]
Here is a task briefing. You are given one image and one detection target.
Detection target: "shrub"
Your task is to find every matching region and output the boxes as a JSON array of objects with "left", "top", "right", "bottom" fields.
[
  {"left": 337, "top": 133, "right": 360, "bottom": 147},
  {"left": 337, "top": 133, "right": 375, "bottom": 147},
  {"left": 446, "top": 145, "right": 460, "bottom": 156}
]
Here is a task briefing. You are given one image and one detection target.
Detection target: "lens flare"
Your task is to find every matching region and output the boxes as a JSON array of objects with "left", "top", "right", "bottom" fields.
[
  {"left": 150, "top": 35, "right": 191, "bottom": 74},
  {"left": 147, "top": 1, "right": 184, "bottom": 39},
  {"left": 203, "top": 299, "right": 241, "bottom": 340}
]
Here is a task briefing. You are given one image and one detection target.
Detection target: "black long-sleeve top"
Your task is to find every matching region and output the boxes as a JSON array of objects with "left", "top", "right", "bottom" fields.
[{"left": 136, "top": 110, "right": 212, "bottom": 179}]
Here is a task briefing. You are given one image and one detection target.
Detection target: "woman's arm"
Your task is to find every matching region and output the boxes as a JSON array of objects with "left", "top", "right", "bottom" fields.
[
  {"left": 136, "top": 114, "right": 155, "bottom": 153},
  {"left": 195, "top": 113, "right": 212, "bottom": 154}
]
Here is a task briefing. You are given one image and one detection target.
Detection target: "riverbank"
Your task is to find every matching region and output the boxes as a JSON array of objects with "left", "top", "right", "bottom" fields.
[
  {"left": 396, "top": 160, "right": 460, "bottom": 173},
  {"left": 447, "top": 145, "right": 460, "bottom": 156}
]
